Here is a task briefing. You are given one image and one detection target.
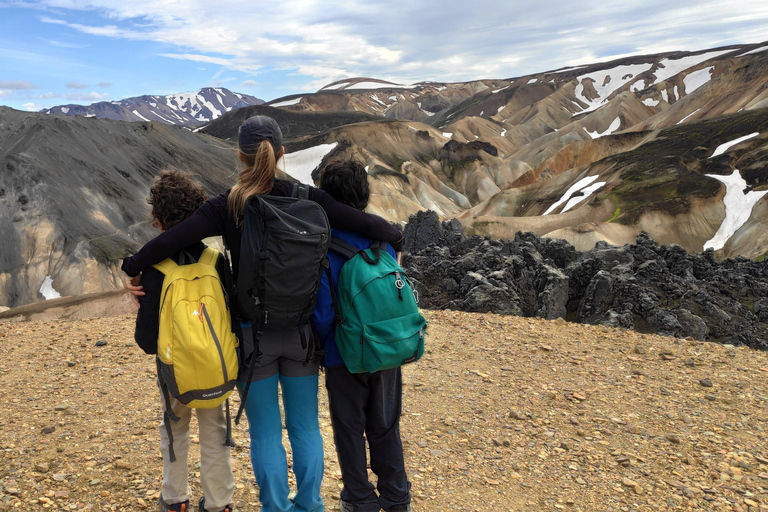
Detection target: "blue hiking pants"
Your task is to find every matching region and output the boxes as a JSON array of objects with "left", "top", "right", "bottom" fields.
[{"left": 239, "top": 373, "right": 324, "bottom": 512}]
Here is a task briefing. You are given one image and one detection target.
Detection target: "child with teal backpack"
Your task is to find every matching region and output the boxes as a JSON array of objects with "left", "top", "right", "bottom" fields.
[{"left": 312, "top": 158, "right": 422, "bottom": 512}]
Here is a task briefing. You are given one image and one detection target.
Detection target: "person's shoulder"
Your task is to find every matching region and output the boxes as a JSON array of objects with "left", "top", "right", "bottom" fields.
[{"left": 205, "top": 191, "right": 229, "bottom": 206}]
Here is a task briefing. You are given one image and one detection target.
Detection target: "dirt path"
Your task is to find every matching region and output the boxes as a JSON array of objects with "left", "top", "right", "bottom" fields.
[{"left": 1, "top": 311, "right": 768, "bottom": 511}]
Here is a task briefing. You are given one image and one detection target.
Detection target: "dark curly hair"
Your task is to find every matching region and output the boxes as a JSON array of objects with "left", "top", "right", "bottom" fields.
[
  {"left": 318, "top": 157, "right": 369, "bottom": 211},
  {"left": 147, "top": 169, "right": 207, "bottom": 230}
]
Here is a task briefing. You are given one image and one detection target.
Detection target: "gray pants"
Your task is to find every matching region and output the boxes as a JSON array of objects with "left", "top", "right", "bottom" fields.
[{"left": 158, "top": 381, "right": 235, "bottom": 512}]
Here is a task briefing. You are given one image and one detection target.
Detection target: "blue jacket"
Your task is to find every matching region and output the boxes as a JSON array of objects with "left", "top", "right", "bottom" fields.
[{"left": 312, "top": 228, "right": 397, "bottom": 368}]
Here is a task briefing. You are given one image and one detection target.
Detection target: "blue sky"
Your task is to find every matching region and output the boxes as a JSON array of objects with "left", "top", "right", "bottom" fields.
[{"left": 1, "top": 0, "right": 767, "bottom": 112}]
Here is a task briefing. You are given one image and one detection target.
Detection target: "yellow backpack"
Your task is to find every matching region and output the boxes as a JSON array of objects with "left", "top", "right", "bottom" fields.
[{"left": 154, "top": 247, "right": 238, "bottom": 460}]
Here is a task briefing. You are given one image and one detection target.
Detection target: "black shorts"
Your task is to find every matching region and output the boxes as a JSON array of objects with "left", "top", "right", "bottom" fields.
[{"left": 239, "top": 324, "right": 319, "bottom": 381}]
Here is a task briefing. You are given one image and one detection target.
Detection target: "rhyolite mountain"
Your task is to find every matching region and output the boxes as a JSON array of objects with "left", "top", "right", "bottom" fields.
[
  {"left": 2, "top": 40, "right": 768, "bottom": 320},
  {"left": 42, "top": 87, "right": 263, "bottom": 125}
]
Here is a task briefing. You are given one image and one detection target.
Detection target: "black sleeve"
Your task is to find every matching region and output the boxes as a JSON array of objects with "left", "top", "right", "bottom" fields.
[
  {"left": 308, "top": 186, "right": 404, "bottom": 252},
  {"left": 134, "top": 267, "right": 165, "bottom": 354},
  {"left": 121, "top": 200, "right": 224, "bottom": 277}
]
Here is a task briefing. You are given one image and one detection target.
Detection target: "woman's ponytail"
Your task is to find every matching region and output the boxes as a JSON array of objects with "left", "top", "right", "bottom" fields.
[{"left": 228, "top": 139, "right": 278, "bottom": 220}]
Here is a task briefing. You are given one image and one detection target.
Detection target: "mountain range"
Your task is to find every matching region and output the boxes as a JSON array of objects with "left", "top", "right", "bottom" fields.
[
  {"left": 1, "top": 40, "right": 767, "bottom": 308},
  {"left": 41, "top": 87, "right": 263, "bottom": 125}
]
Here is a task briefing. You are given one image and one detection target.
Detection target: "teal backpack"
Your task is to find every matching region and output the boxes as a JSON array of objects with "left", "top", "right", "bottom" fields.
[{"left": 329, "top": 238, "right": 427, "bottom": 374}]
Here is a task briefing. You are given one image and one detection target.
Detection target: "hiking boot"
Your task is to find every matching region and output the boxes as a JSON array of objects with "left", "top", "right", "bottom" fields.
[
  {"left": 157, "top": 496, "right": 189, "bottom": 512},
  {"left": 388, "top": 505, "right": 413, "bottom": 512},
  {"left": 339, "top": 500, "right": 356, "bottom": 512},
  {"left": 198, "top": 497, "right": 233, "bottom": 512}
]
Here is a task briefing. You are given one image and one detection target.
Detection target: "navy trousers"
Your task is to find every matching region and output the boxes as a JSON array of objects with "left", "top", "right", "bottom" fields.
[{"left": 325, "top": 366, "right": 411, "bottom": 512}]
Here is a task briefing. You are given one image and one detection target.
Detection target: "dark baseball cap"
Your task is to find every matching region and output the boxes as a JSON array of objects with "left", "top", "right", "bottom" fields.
[{"left": 238, "top": 115, "right": 283, "bottom": 156}]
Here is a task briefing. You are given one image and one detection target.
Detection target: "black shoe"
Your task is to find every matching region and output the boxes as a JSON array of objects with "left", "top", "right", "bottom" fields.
[
  {"left": 388, "top": 505, "right": 413, "bottom": 512},
  {"left": 157, "top": 496, "right": 189, "bottom": 512},
  {"left": 198, "top": 497, "right": 233, "bottom": 512}
]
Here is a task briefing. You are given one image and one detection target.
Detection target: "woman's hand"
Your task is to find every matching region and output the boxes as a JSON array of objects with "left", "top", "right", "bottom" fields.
[{"left": 123, "top": 273, "right": 145, "bottom": 308}]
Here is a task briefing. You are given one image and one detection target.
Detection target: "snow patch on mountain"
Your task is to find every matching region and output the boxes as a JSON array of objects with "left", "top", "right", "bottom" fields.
[
  {"left": 709, "top": 133, "right": 760, "bottom": 158},
  {"left": 132, "top": 110, "right": 151, "bottom": 122},
  {"left": 652, "top": 50, "right": 732, "bottom": 85},
  {"left": 704, "top": 170, "right": 768, "bottom": 251},
  {"left": 40, "top": 276, "right": 61, "bottom": 300},
  {"left": 677, "top": 109, "right": 701, "bottom": 124},
  {"left": 574, "top": 63, "right": 652, "bottom": 115},
  {"left": 586, "top": 117, "right": 621, "bottom": 139},
  {"left": 740, "top": 45, "right": 768, "bottom": 56},
  {"left": 683, "top": 67, "right": 714, "bottom": 94},
  {"left": 272, "top": 97, "right": 302, "bottom": 107},
  {"left": 561, "top": 180, "right": 606, "bottom": 213},
  {"left": 280, "top": 143, "right": 339, "bottom": 185},
  {"left": 543, "top": 175, "right": 601, "bottom": 215}
]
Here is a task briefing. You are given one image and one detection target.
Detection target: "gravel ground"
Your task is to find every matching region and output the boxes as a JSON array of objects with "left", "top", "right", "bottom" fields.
[{"left": 2, "top": 310, "right": 768, "bottom": 511}]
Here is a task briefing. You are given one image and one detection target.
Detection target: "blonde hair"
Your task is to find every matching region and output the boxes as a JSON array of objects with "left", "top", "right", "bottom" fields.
[{"left": 228, "top": 139, "right": 278, "bottom": 220}]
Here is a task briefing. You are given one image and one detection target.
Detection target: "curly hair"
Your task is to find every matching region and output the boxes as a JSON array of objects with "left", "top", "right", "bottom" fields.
[
  {"left": 318, "top": 157, "right": 370, "bottom": 211},
  {"left": 147, "top": 168, "right": 207, "bottom": 230}
]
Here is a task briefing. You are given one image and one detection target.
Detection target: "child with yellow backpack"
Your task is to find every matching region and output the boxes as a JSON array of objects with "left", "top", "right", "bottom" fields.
[{"left": 131, "top": 169, "right": 237, "bottom": 512}]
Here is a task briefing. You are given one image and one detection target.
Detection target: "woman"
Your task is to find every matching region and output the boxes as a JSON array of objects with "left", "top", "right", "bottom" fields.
[{"left": 123, "top": 115, "right": 403, "bottom": 512}]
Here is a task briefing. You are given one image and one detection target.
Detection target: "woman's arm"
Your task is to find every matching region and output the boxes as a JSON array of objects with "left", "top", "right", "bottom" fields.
[
  {"left": 121, "top": 211, "right": 220, "bottom": 277},
  {"left": 310, "top": 187, "right": 404, "bottom": 251}
]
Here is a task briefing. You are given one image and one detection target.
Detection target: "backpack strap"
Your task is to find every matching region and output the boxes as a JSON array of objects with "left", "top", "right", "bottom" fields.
[
  {"left": 157, "top": 359, "right": 181, "bottom": 463},
  {"left": 178, "top": 250, "right": 197, "bottom": 266},
  {"left": 199, "top": 247, "right": 219, "bottom": 267},
  {"left": 153, "top": 258, "right": 178, "bottom": 276},
  {"left": 329, "top": 237, "right": 360, "bottom": 260},
  {"left": 291, "top": 182, "right": 310, "bottom": 200},
  {"left": 234, "top": 321, "right": 264, "bottom": 425},
  {"left": 224, "top": 399, "right": 235, "bottom": 449},
  {"left": 370, "top": 240, "right": 388, "bottom": 251},
  {"left": 322, "top": 257, "right": 341, "bottom": 325}
]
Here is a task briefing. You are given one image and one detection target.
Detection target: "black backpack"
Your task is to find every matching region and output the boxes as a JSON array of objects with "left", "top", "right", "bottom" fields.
[{"left": 233, "top": 183, "right": 330, "bottom": 422}]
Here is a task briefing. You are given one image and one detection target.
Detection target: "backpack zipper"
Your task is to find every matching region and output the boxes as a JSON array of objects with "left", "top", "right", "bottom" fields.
[{"left": 201, "top": 303, "right": 229, "bottom": 383}]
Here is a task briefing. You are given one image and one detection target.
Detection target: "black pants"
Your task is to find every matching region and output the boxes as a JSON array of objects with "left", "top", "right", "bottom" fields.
[{"left": 325, "top": 366, "right": 411, "bottom": 512}]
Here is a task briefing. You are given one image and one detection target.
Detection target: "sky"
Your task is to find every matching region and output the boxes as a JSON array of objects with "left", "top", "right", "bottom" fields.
[{"left": 1, "top": 1, "right": 767, "bottom": 112}]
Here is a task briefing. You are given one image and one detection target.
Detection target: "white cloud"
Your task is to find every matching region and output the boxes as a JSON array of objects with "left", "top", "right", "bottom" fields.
[
  {"left": 159, "top": 53, "right": 235, "bottom": 67},
  {"left": 26, "top": 0, "right": 768, "bottom": 89},
  {"left": 39, "top": 38, "right": 88, "bottom": 49},
  {"left": 96, "top": 82, "right": 112, "bottom": 87},
  {"left": 66, "top": 82, "right": 88, "bottom": 89},
  {"left": 40, "top": 91, "right": 110, "bottom": 101},
  {"left": 0, "top": 80, "right": 38, "bottom": 90},
  {"left": 240, "top": 80, "right": 258, "bottom": 87},
  {"left": 22, "top": 102, "right": 45, "bottom": 111}
]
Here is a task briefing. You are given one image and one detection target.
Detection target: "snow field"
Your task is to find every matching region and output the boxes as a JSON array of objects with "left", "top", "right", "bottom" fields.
[
  {"left": 677, "top": 109, "right": 701, "bottom": 125},
  {"left": 40, "top": 276, "right": 61, "bottom": 300},
  {"left": 652, "top": 49, "right": 732, "bottom": 85},
  {"left": 132, "top": 110, "right": 151, "bottom": 122},
  {"left": 279, "top": 143, "right": 339, "bottom": 185},
  {"left": 586, "top": 117, "right": 621, "bottom": 139},
  {"left": 709, "top": 133, "right": 759, "bottom": 158},
  {"left": 683, "top": 67, "right": 714, "bottom": 94},
  {"left": 573, "top": 63, "right": 653, "bottom": 115},
  {"left": 271, "top": 97, "right": 302, "bottom": 107},
  {"left": 741, "top": 45, "right": 768, "bottom": 56},
  {"left": 703, "top": 170, "right": 768, "bottom": 251},
  {"left": 561, "top": 180, "right": 607, "bottom": 213},
  {"left": 543, "top": 175, "right": 603, "bottom": 215}
]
